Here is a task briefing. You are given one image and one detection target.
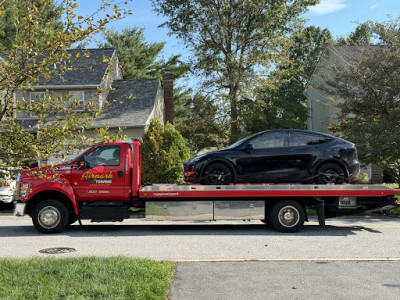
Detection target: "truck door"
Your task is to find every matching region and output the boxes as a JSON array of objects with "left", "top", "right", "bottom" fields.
[{"left": 71, "top": 144, "right": 129, "bottom": 201}]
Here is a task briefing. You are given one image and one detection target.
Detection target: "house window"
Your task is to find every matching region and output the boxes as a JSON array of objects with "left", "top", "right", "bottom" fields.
[
  {"left": 29, "top": 92, "right": 45, "bottom": 117},
  {"left": 30, "top": 92, "right": 45, "bottom": 101},
  {"left": 68, "top": 91, "right": 85, "bottom": 111}
]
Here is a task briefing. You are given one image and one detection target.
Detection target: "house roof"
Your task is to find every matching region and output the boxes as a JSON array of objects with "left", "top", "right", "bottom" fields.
[
  {"left": 91, "top": 79, "right": 161, "bottom": 128},
  {"left": 36, "top": 48, "right": 116, "bottom": 86}
]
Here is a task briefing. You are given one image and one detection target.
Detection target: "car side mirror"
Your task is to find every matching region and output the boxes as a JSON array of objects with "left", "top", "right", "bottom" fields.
[{"left": 242, "top": 144, "right": 253, "bottom": 153}]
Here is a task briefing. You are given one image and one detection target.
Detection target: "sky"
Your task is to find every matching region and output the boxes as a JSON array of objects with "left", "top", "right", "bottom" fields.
[
  {"left": 76, "top": 0, "right": 400, "bottom": 89},
  {"left": 77, "top": 0, "right": 400, "bottom": 56}
]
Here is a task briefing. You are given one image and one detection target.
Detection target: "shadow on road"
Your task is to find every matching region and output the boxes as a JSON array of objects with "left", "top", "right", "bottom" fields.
[{"left": 0, "top": 221, "right": 382, "bottom": 238}]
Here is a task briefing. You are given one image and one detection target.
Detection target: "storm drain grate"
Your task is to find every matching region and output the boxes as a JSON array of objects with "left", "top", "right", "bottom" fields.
[{"left": 39, "top": 247, "right": 77, "bottom": 254}]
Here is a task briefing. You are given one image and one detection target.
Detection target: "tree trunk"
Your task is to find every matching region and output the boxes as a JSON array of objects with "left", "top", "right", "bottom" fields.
[{"left": 229, "top": 85, "right": 239, "bottom": 144}]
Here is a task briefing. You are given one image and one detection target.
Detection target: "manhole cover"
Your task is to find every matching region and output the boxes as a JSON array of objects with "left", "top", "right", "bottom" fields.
[{"left": 39, "top": 247, "right": 77, "bottom": 254}]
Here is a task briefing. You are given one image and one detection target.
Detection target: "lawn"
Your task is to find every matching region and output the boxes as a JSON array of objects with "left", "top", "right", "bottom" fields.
[
  {"left": 384, "top": 183, "right": 400, "bottom": 215},
  {"left": 0, "top": 257, "right": 175, "bottom": 300}
]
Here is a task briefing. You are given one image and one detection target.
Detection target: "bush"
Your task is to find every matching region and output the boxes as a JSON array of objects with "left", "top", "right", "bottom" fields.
[
  {"left": 350, "top": 172, "right": 369, "bottom": 184},
  {"left": 141, "top": 118, "right": 190, "bottom": 183}
]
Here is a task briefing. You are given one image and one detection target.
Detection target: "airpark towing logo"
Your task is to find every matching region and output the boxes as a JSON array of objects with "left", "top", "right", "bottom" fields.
[{"left": 81, "top": 171, "right": 114, "bottom": 184}]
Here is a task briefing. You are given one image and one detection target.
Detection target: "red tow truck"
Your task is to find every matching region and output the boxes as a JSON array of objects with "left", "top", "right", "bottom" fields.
[{"left": 13, "top": 140, "right": 399, "bottom": 233}]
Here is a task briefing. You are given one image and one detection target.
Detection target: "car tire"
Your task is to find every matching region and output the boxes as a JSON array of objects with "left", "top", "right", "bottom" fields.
[
  {"left": 203, "top": 163, "right": 232, "bottom": 185},
  {"left": 314, "top": 163, "right": 346, "bottom": 184},
  {"left": 32, "top": 199, "right": 69, "bottom": 233},
  {"left": 269, "top": 200, "right": 306, "bottom": 233}
]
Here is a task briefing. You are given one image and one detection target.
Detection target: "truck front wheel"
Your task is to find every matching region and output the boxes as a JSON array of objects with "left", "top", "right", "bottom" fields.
[
  {"left": 269, "top": 200, "right": 306, "bottom": 233},
  {"left": 32, "top": 200, "right": 69, "bottom": 233}
]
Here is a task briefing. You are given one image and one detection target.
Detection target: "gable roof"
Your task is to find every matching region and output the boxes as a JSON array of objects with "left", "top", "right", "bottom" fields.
[
  {"left": 91, "top": 79, "right": 161, "bottom": 128},
  {"left": 36, "top": 48, "right": 116, "bottom": 86}
]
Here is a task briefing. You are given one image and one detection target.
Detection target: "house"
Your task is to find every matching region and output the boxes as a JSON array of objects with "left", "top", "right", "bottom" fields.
[
  {"left": 305, "top": 45, "right": 383, "bottom": 182},
  {"left": 15, "top": 48, "right": 173, "bottom": 138}
]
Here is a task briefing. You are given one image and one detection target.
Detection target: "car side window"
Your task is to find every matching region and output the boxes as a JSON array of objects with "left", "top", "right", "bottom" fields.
[
  {"left": 250, "top": 132, "right": 285, "bottom": 149},
  {"left": 289, "top": 132, "right": 329, "bottom": 146},
  {"left": 84, "top": 145, "right": 120, "bottom": 168}
]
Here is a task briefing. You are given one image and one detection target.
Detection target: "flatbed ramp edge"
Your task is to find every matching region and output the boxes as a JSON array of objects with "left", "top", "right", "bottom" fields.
[{"left": 140, "top": 184, "right": 400, "bottom": 198}]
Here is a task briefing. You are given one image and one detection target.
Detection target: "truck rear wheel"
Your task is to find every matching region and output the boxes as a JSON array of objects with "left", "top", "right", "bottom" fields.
[
  {"left": 269, "top": 200, "right": 305, "bottom": 233},
  {"left": 32, "top": 200, "right": 69, "bottom": 233}
]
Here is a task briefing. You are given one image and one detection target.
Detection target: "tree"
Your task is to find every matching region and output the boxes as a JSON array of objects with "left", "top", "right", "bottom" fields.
[
  {"left": 337, "top": 22, "right": 372, "bottom": 45},
  {"left": 99, "top": 27, "right": 188, "bottom": 80},
  {"left": 175, "top": 92, "right": 228, "bottom": 152},
  {"left": 327, "top": 18, "right": 400, "bottom": 184},
  {"left": 0, "top": 0, "right": 131, "bottom": 167},
  {"left": 151, "top": 0, "right": 319, "bottom": 143},
  {"left": 141, "top": 118, "right": 189, "bottom": 183},
  {"left": 0, "top": 0, "right": 62, "bottom": 51},
  {"left": 242, "top": 26, "right": 333, "bottom": 134}
]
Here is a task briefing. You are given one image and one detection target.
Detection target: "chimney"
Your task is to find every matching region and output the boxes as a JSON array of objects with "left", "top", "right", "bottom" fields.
[{"left": 163, "top": 71, "right": 174, "bottom": 125}]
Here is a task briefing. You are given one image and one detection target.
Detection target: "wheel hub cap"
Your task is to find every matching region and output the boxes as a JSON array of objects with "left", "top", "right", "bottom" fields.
[
  {"left": 278, "top": 206, "right": 300, "bottom": 228},
  {"left": 39, "top": 207, "right": 60, "bottom": 229}
]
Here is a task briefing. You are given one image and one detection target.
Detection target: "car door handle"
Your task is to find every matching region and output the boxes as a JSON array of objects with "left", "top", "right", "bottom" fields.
[{"left": 117, "top": 171, "right": 123, "bottom": 178}]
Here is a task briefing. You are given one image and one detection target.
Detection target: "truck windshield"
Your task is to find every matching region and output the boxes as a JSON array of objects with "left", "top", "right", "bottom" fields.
[{"left": 65, "top": 148, "right": 91, "bottom": 163}]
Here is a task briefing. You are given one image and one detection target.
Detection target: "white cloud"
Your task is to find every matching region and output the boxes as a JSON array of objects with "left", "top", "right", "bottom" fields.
[
  {"left": 369, "top": 3, "right": 379, "bottom": 9},
  {"left": 309, "top": 0, "right": 347, "bottom": 15}
]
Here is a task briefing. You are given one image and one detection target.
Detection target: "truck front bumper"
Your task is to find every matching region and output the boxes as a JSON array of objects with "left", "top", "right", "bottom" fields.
[{"left": 13, "top": 201, "right": 26, "bottom": 217}]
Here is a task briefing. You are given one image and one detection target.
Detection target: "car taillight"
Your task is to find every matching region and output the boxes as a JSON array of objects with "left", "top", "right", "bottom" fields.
[{"left": 185, "top": 164, "right": 195, "bottom": 172}]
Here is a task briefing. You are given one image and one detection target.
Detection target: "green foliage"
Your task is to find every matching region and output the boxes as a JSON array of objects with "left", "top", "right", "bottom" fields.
[
  {"left": 350, "top": 172, "right": 370, "bottom": 184},
  {"left": 0, "top": 0, "right": 62, "bottom": 51},
  {"left": 0, "top": 257, "right": 175, "bottom": 299},
  {"left": 152, "top": 0, "right": 319, "bottom": 143},
  {"left": 99, "top": 27, "right": 188, "bottom": 80},
  {"left": 337, "top": 22, "right": 373, "bottom": 45},
  {"left": 327, "top": 18, "right": 400, "bottom": 184},
  {"left": 241, "top": 26, "right": 333, "bottom": 135},
  {"left": 175, "top": 92, "right": 228, "bottom": 152},
  {"left": 0, "top": 0, "right": 131, "bottom": 167},
  {"left": 141, "top": 118, "right": 189, "bottom": 183}
]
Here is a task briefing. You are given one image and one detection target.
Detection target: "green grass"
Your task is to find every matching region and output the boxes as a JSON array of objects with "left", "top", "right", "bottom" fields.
[
  {"left": 383, "top": 183, "right": 400, "bottom": 215},
  {"left": 0, "top": 257, "right": 175, "bottom": 300}
]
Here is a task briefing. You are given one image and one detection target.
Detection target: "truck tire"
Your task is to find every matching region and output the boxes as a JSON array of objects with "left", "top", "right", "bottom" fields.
[
  {"left": 269, "top": 200, "right": 306, "bottom": 233},
  {"left": 32, "top": 199, "right": 69, "bottom": 233},
  {"left": 68, "top": 213, "right": 78, "bottom": 225}
]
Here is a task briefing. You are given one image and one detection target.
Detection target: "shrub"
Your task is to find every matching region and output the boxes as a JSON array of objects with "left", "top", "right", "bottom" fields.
[{"left": 141, "top": 118, "right": 189, "bottom": 183}]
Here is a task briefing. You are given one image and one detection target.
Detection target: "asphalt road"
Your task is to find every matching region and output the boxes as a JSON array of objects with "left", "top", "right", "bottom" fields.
[
  {"left": 1, "top": 211, "right": 400, "bottom": 299},
  {"left": 0, "top": 212, "right": 399, "bottom": 260}
]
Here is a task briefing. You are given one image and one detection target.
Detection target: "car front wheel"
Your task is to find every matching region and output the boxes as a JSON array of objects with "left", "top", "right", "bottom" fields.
[{"left": 203, "top": 163, "right": 232, "bottom": 185}]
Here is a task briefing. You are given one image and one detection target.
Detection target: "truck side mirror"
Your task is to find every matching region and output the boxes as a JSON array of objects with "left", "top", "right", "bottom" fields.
[{"left": 76, "top": 157, "right": 88, "bottom": 169}]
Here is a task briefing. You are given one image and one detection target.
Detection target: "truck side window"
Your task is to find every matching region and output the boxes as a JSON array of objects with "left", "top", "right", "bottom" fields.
[{"left": 84, "top": 145, "right": 121, "bottom": 168}]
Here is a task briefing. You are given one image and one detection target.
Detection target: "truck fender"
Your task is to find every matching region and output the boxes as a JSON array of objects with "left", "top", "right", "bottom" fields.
[{"left": 27, "top": 178, "right": 79, "bottom": 215}]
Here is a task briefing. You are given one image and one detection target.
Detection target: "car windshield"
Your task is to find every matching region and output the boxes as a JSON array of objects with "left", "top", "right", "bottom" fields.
[{"left": 225, "top": 133, "right": 259, "bottom": 149}]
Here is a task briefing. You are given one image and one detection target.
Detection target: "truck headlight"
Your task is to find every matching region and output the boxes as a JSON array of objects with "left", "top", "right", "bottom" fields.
[{"left": 20, "top": 183, "right": 30, "bottom": 198}]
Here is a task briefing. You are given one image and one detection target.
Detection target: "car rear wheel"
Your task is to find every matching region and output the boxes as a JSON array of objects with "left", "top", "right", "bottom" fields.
[
  {"left": 203, "top": 163, "right": 232, "bottom": 185},
  {"left": 314, "top": 163, "right": 346, "bottom": 184}
]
